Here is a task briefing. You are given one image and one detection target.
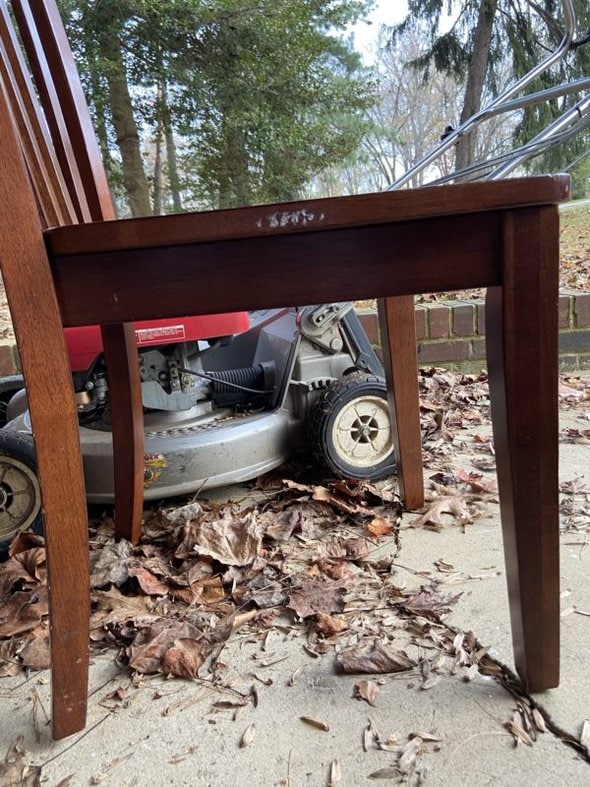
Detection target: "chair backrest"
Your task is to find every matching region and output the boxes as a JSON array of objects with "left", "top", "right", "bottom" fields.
[
  {"left": 2, "top": 0, "right": 147, "bottom": 549},
  {"left": 0, "top": 0, "right": 113, "bottom": 224}
]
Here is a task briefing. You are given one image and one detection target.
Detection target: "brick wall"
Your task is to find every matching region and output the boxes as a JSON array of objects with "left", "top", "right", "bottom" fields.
[
  {"left": 0, "top": 294, "right": 587, "bottom": 376},
  {"left": 358, "top": 291, "right": 590, "bottom": 372}
]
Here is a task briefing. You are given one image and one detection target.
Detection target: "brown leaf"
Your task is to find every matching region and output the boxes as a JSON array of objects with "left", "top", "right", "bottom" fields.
[
  {"left": 90, "top": 587, "right": 154, "bottom": 629},
  {"left": 0, "top": 737, "right": 42, "bottom": 786},
  {"left": 128, "top": 620, "right": 211, "bottom": 676},
  {"left": 161, "top": 638, "right": 210, "bottom": 678},
  {"left": 353, "top": 679, "right": 380, "bottom": 706},
  {"left": 421, "top": 673, "right": 442, "bottom": 690},
  {"left": 368, "top": 767, "right": 399, "bottom": 779},
  {"left": 399, "top": 585, "right": 461, "bottom": 621},
  {"left": 0, "top": 639, "right": 21, "bottom": 677},
  {"left": 434, "top": 558, "right": 456, "bottom": 574},
  {"left": 0, "top": 591, "right": 45, "bottom": 638},
  {"left": 337, "top": 642, "right": 416, "bottom": 674},
  {"left": 315, "top": 613, "right": 347, "bottom": 637},
  {"left": 300, "top": 716, "right": 329, "bottom": 731},
  {"left": 190, "top": 576, "right": 227, "bottom": 605},
  {"left": 265, "top": 509, "right": 302, "bottom": 541},
  {"left": 90, "top": 540, "right": 133, "bottom": 588},
  {"left": 20, "top": 636, "right": 50, "bottom": 671},
  {"left": 288, "top": 580, "right": 345, "bottom": 619},
  {"left": 127, "top": 565, "right": 169, "bottom": 596},
  {"left": 366, "top": 517, "right": 394, "bottom": 538},
  {"left": 239, "top": 580, "right": 287, "bottom": 609},
  {"left": 411, "top": 497, "right": 472, "bottom": 530},
  {"left": 341, "top": 538, "right": 369, "bottom": 560},
  {"left": 505, "top": 710, "right": 534, "bottom": 746},
  {"left": 8, "top": 532, "right": 44, "bottom": 557},
  {"left": 192, "top": 513, "right": 263, "bottom": 566},
  {"left": 0, "top": 550, "right": 46, "bottom": 597}
]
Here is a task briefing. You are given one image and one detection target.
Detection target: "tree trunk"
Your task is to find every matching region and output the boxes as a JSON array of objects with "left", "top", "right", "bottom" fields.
[
  {"left": 456, "top": 0, "right": 498, "bottom": 170},
  {"left": 165, "top": 126, "right": 183, "bottom": 212},
  {"left": 98, "top": 31, "right": 152, "bottom": 217},
  {"left": 153, "top": 128, "right": 163, "bottom": 215}
]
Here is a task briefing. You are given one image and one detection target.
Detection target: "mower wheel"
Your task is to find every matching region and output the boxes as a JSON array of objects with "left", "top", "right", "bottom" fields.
[
  {"left": 0, "top": 375, "right": 24, "bottom": 427},
  {"left": 308, "top": 374, "right": 396, "bottom": 481},
  {"left": 0, "top": 431, "right": 43, "bottom": 554}
]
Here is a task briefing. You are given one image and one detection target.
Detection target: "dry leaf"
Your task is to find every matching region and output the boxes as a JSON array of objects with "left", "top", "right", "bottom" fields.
[
  {"left": 505, "top": 711, "right": 534, "bottom": 746},
  {"left": 399, "top": 585, "right": 461, "bottom": 621},
  {"left": 127, "top": 565, "right": 169, "bottom": 596},
  {"left": 288, "top": 580, "right": 345, "bottom": 619},
  {"left": 240, "top": 723, "right": 256, "bottom": 748},
  {"left": 192, "top": 513, "right": 263, "bottom": 566},
  {"left": 0, "top": 639, "right": 21, "bottom": 677},
  {"left": 90, "top": 540, "right": 133, "bottom": 588},
  {"left": 300, "top": 716, "right": 329, "bottom": 731},
  {"left": 0, "top": 591, "right": 45, "bottom": 638},
  {"left": 531, "top": 708, "right": 546, "bottom": 733},
  {"left": 288, "top": 667, "right": 302, "bottom": 686},
  {"left": 434, "top": 558, "right": 455, "bottom": 573},
  {"left": 398, "top": 736, "right": 422, "bottom": 773},
  {"left": 0, "top": 737, "right": 42, "bottom": 786},
  {"left": 368, "top": 767, "right": 399, "bottom": 779},
  {"left": 421, "top": 673, "right": 442, "bottom": 690},
  {"left": 128, "top": 620, "right": 210, "bottom": 676},
  {"left": 20, "top": 636, "right": 50, "bottom": 671},
  {"left": 353, "top": 680, "right": 380, "bottom": 706},
  {"left": 315, "top": 613, "right": 347, "bottom": 637},
  {"left": 411, "top": 497, "right": 472, "bottom": 530},
  {"left": 328, "top": 759, "right": 341, "bottom": 786},
  {"left": 337, "top": 642, "right": 416, "bottom": 674},
  {"left": 367, "top": 517, "right": 393, "bottom": 537},
  {"left": 341, "top": 538, "right": 369, "bottom": 560}
]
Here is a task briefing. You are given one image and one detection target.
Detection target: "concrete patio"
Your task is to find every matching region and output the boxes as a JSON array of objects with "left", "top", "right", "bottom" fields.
[{"left": 1, "top": 374, "right": 588, "bottom": 786}]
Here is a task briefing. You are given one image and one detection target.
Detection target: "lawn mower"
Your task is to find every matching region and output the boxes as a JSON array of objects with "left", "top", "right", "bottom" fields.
[{"left": 0, "top": 304, "right": 395, "bottom": 548}]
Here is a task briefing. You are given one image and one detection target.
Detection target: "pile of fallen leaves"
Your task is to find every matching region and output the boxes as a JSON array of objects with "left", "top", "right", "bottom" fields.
[
  {"left": 1, "top": 367, "right": 586, "bottom": 680},
  {"left": 1, "top": 367, "right": 589, "bottom": 777},
  {"left": 0, "top": 479, "right": 407, "bottom": 679}
]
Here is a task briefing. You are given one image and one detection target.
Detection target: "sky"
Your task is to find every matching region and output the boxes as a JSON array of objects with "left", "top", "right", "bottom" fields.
[{"left": 352, "top": 0, "right": 409, "bottom": 62}]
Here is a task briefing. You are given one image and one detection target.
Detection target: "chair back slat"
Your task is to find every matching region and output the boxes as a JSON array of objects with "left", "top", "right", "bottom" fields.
[
  {"left": 0, "top": 2, "right": 75, "bottom": 227},
  {"left": 10, "top": 0, "right": 115, "bottom": 222}
]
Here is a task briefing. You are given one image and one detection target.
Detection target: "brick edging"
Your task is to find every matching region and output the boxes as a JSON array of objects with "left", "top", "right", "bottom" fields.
[
  {"left": 358, "top": 290, "right": 590, "bottom": 372},
  {"left": 1, "top": 292, "right": 588, "bottom": 376}
]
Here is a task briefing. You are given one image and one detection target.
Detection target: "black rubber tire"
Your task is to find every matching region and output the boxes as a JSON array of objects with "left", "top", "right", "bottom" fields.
[
  {"left": 0, "top": 431, "right": 43, "bottom": 555},
  {"left": 308, "top": 374, "right": 396, "bottom": 481},
  {"left": 0, "top": 375, "right": 24, "bottom": 428}
]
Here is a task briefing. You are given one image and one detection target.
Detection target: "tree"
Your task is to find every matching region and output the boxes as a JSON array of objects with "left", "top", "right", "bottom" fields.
[
  {"left": 57, "top": 0, "right": 376, "bottom": 215},
  {"left": 390, "top": 0, "right": 590, "bottom": 186}
]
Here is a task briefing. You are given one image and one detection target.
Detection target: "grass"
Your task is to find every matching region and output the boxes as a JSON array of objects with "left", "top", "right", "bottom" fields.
[
  {"left": 559, "top": 201, "right": 590, "bottom": 291},
  {"left": 368, "top": 200, "right": 590, "bottom": 306}
]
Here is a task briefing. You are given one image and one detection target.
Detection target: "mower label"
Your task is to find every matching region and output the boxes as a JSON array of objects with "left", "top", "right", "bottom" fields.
[
  {"left": 144, "top": 453, "right": 167, "bottom": 486},
  {"left": 135, "top": 324, "right": 186, "bottom": 345}
]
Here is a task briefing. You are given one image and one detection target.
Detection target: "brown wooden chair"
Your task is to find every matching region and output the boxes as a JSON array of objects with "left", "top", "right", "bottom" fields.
[{"left": 0, "top": 0, "right": 566, "bottom": 740}]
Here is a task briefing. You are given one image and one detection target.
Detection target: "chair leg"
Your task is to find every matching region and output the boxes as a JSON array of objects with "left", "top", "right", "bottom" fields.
[
  {"left": 101, "top": 323, "right": 144, "bottom": 544},
  {"left": 486, "top": 207, "right": 560, "bottom": 692},
  {"left": 0, "top": 103, "right": 90, "bottom": 737},
  {"left": 38, "top": 393, "right": 90, "bottom": 738},
  {"left": 377, "top": 296, "right": 424, "bottom": 510}
]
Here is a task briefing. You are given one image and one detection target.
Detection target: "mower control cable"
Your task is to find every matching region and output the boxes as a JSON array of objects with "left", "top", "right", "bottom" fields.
[{"left": 178, "top": 367, "right": 274, "bottom": 396}]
